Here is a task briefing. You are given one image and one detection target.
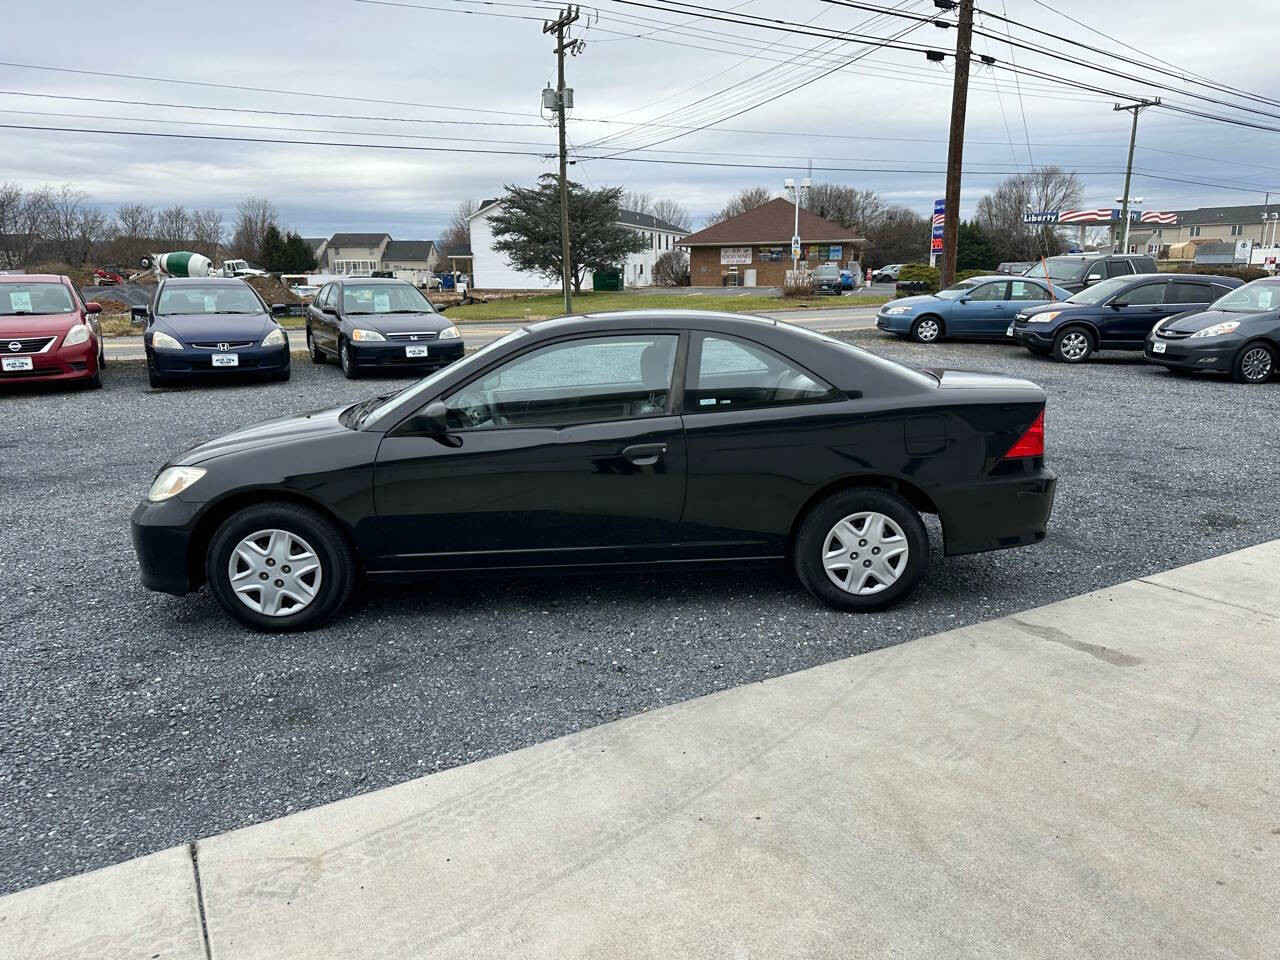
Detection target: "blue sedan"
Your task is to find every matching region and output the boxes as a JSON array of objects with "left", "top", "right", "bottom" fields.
[
  {"left": 134, "top": 277, "right": 291, "bottom": 387},
  {"left": 875, "top": 276, "right": 1058, "bottom": 344}
]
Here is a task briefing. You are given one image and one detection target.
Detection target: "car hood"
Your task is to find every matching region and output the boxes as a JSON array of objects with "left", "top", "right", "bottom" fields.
[
  {"left": 883, "top": 294, "right": 940, "bottom": 312},
  {"left": 153, "top": 313, "right": 275, "bottom": 343},
  {"left": 342, "top": 311, "right": 448, "bottom": 333},
  {"left": 0, "top": 313, "right": 82, "bottom": 335},
  {"left": 1018, "top": 300, "right": 1076, "bottom": 317},
  {"left": 1162, "top": 308, "right": 1269, "bottom": 334},
  {"left": 173, "top": 405, "right": 350, "bottom": 466}
]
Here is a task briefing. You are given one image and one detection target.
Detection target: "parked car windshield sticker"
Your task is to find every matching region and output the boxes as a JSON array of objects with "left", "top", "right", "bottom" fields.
[
  {"left": 9, "top": 292, "right": 32, "bottom": 312},
  {"left": 204, "top": 296, "right": 217, "bottom": 312},
  {"left": 374, "top": 293, "right": 391, "bottom": 312},
  {"left": 1260, "top": 290, "right": 1273, "bottom": 309}
]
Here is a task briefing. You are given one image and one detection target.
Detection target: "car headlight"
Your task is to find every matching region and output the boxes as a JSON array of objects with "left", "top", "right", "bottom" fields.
[
  {"left": 436, "top": 325, "right": 462, "bottom": 339},
  {"left": 1027, "top": 311, "right": 1059, "bottom": 323},
  {"left": 147, "top": 466, "right": 206, "bottom": 502},
  {"left": 1189, "top": 320, "right": 1241, "bottom": 339},
  {"left": 261, "top": 327, "right": 286, "bottom": 347},
  {"left": 63, "top": 324, "right": 92, "bottom": 346},
  {"left": 151, "top": 330, "right": 182, "bottom": 350},
  {"left": 350, "top": 328, "right": 386, "bottom": 341},
  {"left": 882, "top": 306, "right": 910, "bottom": 315}
]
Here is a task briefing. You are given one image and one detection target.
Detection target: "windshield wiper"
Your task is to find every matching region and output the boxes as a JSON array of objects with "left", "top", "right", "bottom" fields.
[{"left": 352, "top": 390, "right": 403, "bottom": 428}]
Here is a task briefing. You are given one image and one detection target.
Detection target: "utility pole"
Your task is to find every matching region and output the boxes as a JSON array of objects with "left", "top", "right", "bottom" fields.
[
  {"left": 939, "top": 0, "right": 973, "bottom": 288},
  {"left": 1115, "top": 97, "right": 1159, "bottom": 255},
  {"left": 543, "top": 5, "right": 580, "bottom": 314},
  {"left": 784, "top": 177, "right": 811, "bottom": 276}
]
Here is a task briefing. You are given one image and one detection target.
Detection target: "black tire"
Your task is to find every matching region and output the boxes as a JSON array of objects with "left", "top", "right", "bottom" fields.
[
  {"left": 910, "top": 315, "right": 944, "bottom": 344},
  {"left": 1231, "top": 340, "right": 1276, "bottom": 384},
  {"left": 146, "top": 354, "right": 167, "bottom": 389},
  {"left": 339, "top": 339, "right": 360, "bottom": 379},
  {"left": 307, "top": 327, "right": 327, "bottom": 364},
  {"left": 206, "top": 501, "right": 356, "bottom": 632},
  {"left": 793, "top": 486, "right": 929, "bottom": 612},
  {"left": 85, "top": 365, "right": 103, "bottom": 389},
  {"left": 1052, "top": 325, "right": 1095, "bottom": 364}
]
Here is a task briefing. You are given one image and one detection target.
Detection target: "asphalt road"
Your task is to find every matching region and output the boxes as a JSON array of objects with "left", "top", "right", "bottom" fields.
[{"left": 3, "top": 332, "right": 1278, "bottom": 895}]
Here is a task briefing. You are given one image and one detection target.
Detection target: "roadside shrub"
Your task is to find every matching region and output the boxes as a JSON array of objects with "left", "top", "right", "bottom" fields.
[
  {"left": 1185, "top": 265, "right": 1268, "bottom": 282},
  {"left": 652, "top": 250, "right": 690, "bottom": 287},
  {"left": 783, "top": 269, "right": 815, "bottom": 298}
]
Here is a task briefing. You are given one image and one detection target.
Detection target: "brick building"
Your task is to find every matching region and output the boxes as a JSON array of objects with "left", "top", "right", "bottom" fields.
[{"left": 677, "top": 197, "right": 867, "bottom": 287}]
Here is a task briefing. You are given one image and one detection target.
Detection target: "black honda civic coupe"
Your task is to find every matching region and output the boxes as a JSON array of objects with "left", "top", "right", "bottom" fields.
[{"left": 131, "top": 311, "right": 1057, "bottom": 631}]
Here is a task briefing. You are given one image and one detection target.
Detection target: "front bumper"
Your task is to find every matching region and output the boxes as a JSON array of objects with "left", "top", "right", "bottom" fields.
[
  {"left": 875, "top": 311, "right": 913, "bottom": 333},
  {"left": 1144, "top": 334, "right": 1240, "bottom": 371},
  {"left": 1011, "top": 323, "right": 1055, "bottom": 350},
  {"left": 131, "top": 496, "right": 203, "bottom": 594},
  {"left": 348, "top": 338, "right": 465, "bottom": 370},
  {"left": 0, "top": 335, "right": 99, "bottom": 384},
  {"left": 936, "top": 467, "right": 1058, "bottom": 556},
  {"left": 150, "top": 343, "right": 290, "bottom": 377}
]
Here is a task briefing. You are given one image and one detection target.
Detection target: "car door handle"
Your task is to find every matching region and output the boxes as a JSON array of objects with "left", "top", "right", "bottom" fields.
[{"left": 621, "top": 443, "right": 668, "bottom": 465}]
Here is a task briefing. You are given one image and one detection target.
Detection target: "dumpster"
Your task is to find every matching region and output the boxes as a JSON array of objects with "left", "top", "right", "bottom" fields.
[{"left": 593, "top": 269, "right": 623, "bottom": 292}]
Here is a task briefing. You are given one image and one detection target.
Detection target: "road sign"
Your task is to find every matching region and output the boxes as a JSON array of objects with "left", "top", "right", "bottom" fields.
[{"left": 791, "top": 235, "right": 801, "bottom": 259}]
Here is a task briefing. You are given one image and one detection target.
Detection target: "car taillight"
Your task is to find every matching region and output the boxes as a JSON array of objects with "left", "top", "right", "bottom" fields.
[{"left": 1003, "top": 409, "right": 1044, "bottom": 459}]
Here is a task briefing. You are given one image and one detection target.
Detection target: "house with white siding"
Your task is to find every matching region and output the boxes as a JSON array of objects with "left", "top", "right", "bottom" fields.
[{"left": 469, "top": 198, "right": 687, "bottom": 290}]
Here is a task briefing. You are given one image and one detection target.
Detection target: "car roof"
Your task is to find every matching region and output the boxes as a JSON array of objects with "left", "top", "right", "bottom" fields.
[
  {"left": 527, "top": 309, "right": 779, "bottom": 335},
  {"left": 0, "top": 273, "right": 66, "bottom": 283},
  {"left": 334, "top": 276, "right": 406, "bottom": 285},
  {"left": 162, "top": 276, "right": 248, "bottom": 286}
]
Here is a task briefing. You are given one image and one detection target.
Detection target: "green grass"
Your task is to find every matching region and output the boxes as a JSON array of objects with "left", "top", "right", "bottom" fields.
[{"left": 441, "top": 290, "right": 889, "bottom": 323}]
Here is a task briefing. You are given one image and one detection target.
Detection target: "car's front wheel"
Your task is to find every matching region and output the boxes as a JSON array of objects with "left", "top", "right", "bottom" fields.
[
  {"left": 1232, "top": 340, "right": 1276, "bottom": 384},
  {"left": 793, "top": 487, "right": 929, "bottom": 611},
  {"left": 910, "top": 315, "right": 943, "bottom": 343},
  {"left": 206, "top": 501, "right": 356, "bottom": 632},
  {"left": 1053, "top": 326, "right": 1094, "bottom": 363},
  {"left": 339, "top": 339, "right": 360, "bottom": 379}
]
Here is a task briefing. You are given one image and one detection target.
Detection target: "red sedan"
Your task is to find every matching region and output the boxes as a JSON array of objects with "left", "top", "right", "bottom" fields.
[{"left": 0, "top": 274, "right": 106, "bottom": 388}]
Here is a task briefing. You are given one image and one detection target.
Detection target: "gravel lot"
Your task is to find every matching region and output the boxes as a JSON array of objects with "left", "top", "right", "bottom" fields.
[{"left": 2, "top": 334, "right": 1278, "bottom": 895}]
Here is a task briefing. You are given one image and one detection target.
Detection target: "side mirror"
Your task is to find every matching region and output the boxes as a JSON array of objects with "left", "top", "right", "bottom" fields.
[
  {"left": 1110, "top": 300, "right": 1127, "bottom": 309},
  {"left": 84, "top": 301, "right": 102, "bottom": 314},
  {"left": 409, "top": 400, "right": 450, "bottom": 436},
  {"left": 270, "top": 303, "right": 288, "bottom": 316},
  {"left": 130, "top": 305, "right": 148, "bottom": 327},
  {"left": 957, "top": 297, "right": 970, "bottom": 304}
]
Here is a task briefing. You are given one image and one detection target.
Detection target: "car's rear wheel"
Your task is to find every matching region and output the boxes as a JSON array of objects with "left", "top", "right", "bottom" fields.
[
  {"left": 206, "top": 502, "right": 356, "bottom": 632},
  {"left": 910, "top": 315, "right": 943, "bottom": 343},
  {"left": 307, "top": 327, "right": 326, "bottom": 364},
  {"left": 1053, "top": 326, "right": 1094, "bottom": 363},
  {"left": 1232, "top": 341, "right": 1276, "bottom": 384},
  {"left": 793, "top": 487, "right": 928, "bottom": 611},
  {"left": 339, "top": 339, "right": 360, "bottom": 379}
]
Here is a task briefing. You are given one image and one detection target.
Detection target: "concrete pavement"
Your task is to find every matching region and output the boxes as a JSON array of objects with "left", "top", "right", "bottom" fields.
[
  {"left": 101, "top": 305, "right": 882, "bottom": 360},
  {"left": 10, "top": 542, "right": 1274, "bottom": 958}
]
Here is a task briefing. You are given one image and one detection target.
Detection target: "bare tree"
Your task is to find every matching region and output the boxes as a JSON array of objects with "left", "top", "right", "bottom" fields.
[
  {"left": 863, "top": 205, "right": 930, "bottom": 268},
  {"left": 230, "top": 196, "right": 279, "bottom": 261},
  {"left": 44, "top": 185, "right": 100, "bottom": 264},
  {"left": 804, "top": 184, "right": 884, "bottom": 232},
  {"left": 437, "top": 197, "right": 478, "bottom": 256},
  {"left": 112, "top": 202, "right": 157, "bottom": 267},
  {"left": 705, "top": 186, "right": 774, "bottom": 226},
  {"left": 154, "top": 205, "right": 193, "bottom": 251},
  {"left": 623, "top": 190, "right": 653, "bottom": 215},
  {"left": 651, "top": 249, "right": 689, "bottom": 286},
  {"left": 650, "top": 198, "right": 690, "bottom": 230},
  {"left": 190, "top": 208, "right": 226, "bottom": 260},
  {"left": 975, "top": 166, "right": 1084, "bottom": 262},
  {"left": 0, "top": 182, "right": 29, "bottom": 268}
]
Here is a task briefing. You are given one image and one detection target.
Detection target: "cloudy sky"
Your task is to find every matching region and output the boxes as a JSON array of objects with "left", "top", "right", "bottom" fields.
[{"left": 3, "top": 0, "right": 1278, "bottom": 240}]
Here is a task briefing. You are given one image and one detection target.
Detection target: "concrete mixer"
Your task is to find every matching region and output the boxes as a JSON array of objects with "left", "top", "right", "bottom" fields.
[{"left": 133, "top": 251, "right": 213, "bottom": 280}]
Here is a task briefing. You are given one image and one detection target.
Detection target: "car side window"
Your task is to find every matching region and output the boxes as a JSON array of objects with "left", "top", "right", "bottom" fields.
[
  {"left": 444, "top": 334, "right": 678, "bottom": 431},
  {"left": 1009, "top": 281, "right": 1047, "bottom": 301},
  {"left": 1106, "top": 259, "right": 1134, "bottom": 278},
  {"left": 1085, "top": 261, "right": 1106, "bottom": 283},
  {"left": 687, "top": 335, "right": 838, "bottom": 413},
  {"left": 965, "top": 281, "right": 1008, "bottom": 302},
  {"left": 1170, "top": 282, "right": 1213, "bottom": 304},
  {"left": 1121, "top": 282, "right": 1166, "bottom": 306}
]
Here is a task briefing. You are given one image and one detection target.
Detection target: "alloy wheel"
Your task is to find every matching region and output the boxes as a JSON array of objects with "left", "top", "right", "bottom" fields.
[
  {"left": 821, "top": 511, "right": 909, "bottom": 595},
  {"left": 1240, "top": 346, "right": 1273, "bottom": 382},
  {"left": 227, "top": 528, "right": 323, "bottom": 617},
  {"left": 1058, "top": 331, "right": 1090, "bottom": 361}
]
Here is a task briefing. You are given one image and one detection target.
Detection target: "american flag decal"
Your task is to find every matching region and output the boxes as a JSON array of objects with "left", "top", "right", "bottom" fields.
[
  {"left": 1140, "top": 211, "right": 1178, "bottom": 224},
  {"left": 1059, "top": 209, "right": 1115, "bottom": 223}
]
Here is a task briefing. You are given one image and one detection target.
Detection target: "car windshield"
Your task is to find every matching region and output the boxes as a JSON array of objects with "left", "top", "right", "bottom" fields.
[
  {"left": 359, "top": 329, "right": 530, "bottom": 428},
  {"left": 343, "top": 283, "right": 435, "bottom": 314},
  {"left": 935, "top": 280, "right": 981, "bottom": 300},
  {"left": 814, "top": 265, "right": 839, "bottom": 278},
  {"left": 1065, "top": 276, "right": 1132, "bottom": 305},
  {"left": 1209, "top": 279, "right": 1280, "bottom": 313},
  {"left": 158, "top": 285, "right": 263, "bottom": 315},
  {"left": 1, "top": 282, "right": 75, "bottom": 315},
  {"left": 1024, "top": 259, "right": 1087, "bottom": 281}
]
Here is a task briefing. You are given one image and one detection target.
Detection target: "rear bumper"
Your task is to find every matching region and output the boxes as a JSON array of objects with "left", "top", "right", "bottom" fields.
[
  {"left": 936, "top": 467, "right": 1058, "bottom": 556},
  {"left": 0, "top": 337, "right": 99, "bottom": 384},
  {"left": 130, "top": 497, "right": 202, "bottom": 594},
  {"left": 348, "top": 338, "right": 465, "bottom": 369},
  {"left": 151, "top": 344, "right": 290, "bottom": 377},
  {"left": 1144, "top": 336, "right": 1240, "bottom": 371}
]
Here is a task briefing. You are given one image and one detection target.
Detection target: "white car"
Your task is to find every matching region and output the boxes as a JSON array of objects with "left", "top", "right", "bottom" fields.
[{"left": 873, "top": 264, "right": 904, "bottom": 283}]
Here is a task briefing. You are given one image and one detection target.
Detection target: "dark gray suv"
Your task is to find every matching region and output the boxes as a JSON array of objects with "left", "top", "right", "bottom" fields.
[{"left": 1022, "top": 254, "right": 1158, "bottom": 296}]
